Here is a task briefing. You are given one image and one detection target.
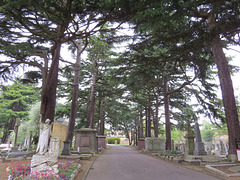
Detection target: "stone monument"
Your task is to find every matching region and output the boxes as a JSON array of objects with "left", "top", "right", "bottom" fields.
[
  {"left": 31, "top": 117, "right": 60, "bottom": 177},
  {"left": 74, "top": 128, "right": 98, "bottom": 154},
  {"left": 145, "top": 137, "right": 165, "bottom": 152},
  {"left": 31, "top": 137, "right": 61, "bottom": 176},
  {"left": 11, "top": 118, "right": 21, "bottom": 152},
  {"left": 194, "top": 121, "right": 207, "bottom": 155},
  {"left": 185, "top": 123, "right": 195, "bottom": 155}
]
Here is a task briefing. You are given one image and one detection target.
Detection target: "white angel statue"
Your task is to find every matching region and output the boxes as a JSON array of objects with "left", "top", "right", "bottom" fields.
[{"left": 36, "top": 118, "right": 52, "bottom": 155}]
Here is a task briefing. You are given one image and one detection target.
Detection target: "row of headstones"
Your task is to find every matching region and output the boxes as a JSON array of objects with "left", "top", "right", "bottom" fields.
[{"left": 138, "top": 121, "right": 228, "bottom": 156}]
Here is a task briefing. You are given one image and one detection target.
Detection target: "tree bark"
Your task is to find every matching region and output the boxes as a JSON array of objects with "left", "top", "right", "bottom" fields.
[
  {"left": 99, "top": 99, "right": 105, "bottom": 135},
  {"left": 85, "top": 58, "right": 98, "bottom": 129},
  {"left": 145, "top": 107, "right": 148, "bottom": 137},
  {"left": 164, "top": 79, "right": 171, "bottom": 150},
  {"left": 212, "top": 37, "right": 240, "bottom": 154},
  {"left": 139, "top": 109, "right": 144, "bottom": 138},
  {"left": 208, "top": 14, "right": 240, "bottom": 155},
  {"left": 65, "top": 38, "right": 82, "bottom": 143},
  {"left": 147, "top": 97, "right": 152, "bottom": 137},
  {"left": 153, "top": 93, "right": 159, "bottom": 137},
  {"left": 40, "top": 40, "right": 61, "bottom": 123}
]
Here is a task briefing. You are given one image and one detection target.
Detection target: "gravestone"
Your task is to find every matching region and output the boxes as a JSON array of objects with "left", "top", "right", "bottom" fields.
[
  {"left": 31, "top": 137, "right": 61, "bottom": 176},
  {"left": 185, "top": 123, "right": 195, "bottom": 155},
  {"left": 194, "top": 121, "right": 207, "bottom": 155},
  {"left": 145, "top": 137, "right": 165, "bottom": 152},
  {"left": 52, "top": 121, "right": 67, "bottom": 148},
  {"left": 11, "top": 118, "right": 21, "bottom": 152},
  {"left": 27, "top": 131, "right": 33, "bottom": 151},
  {"left": 74, "top": 128, "right": 98, "bottom": 154},
  {"left": 97, "top": 135, "right": 107, "bottom": 149},
  {"left": 138, "top": 138, "right": 145, "bottom": 150}
]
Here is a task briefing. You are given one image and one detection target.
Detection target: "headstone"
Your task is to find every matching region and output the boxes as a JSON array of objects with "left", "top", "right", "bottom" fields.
[
  {"left": 145, "top": 137, "right": 165, "bottom": 152},
  {"left": 97, "top": 135, "right": 107, "bottom": 149},
  {"left": 11, "top": 118, "right": 21, "bottom": 152},
  {"left": 74, "top": 128, "right": 98, "bottom": 154},
  {"left": 180, "top": 143, "right": 185, "bottom": 153},
  {"left": 31, "top": 137, "right": 61, "bottom": 177},
  {"left": 194, "top": 121, "right": 207, "bottom": 155},
  {"left": 52, "top": 121, "right": 67, "bottom": 148},
  {"left": 27, "top": 131, "right": 33, "bottom": 151},
  {"left": 184, "top": 123, "right": 195, "bottom": 155},
  {"left": 138, "top": 138, "right": 145, "bottom": 150}
]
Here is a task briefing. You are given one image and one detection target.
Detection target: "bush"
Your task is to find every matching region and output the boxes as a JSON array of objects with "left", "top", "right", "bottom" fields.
[{"left": 107, "top": 137, "right": 120, "bottom": 144}]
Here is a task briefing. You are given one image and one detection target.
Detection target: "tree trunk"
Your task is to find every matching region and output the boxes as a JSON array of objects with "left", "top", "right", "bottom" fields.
[
  {"left": 139, "top": 109, "right": 144, "bottom": 138},
  {"left": 99, "top": 99, "right": 105, "bottom": 135},
  {"left": 164, "top": 79, "right": 171, "bottom": 150},
  {"left": 40, "top": 40, "right": 61, "bottom": 123},
  {"left": 154, "top": 93, "right": 159, "bottom": 137},
  {"left": 212, "top": 37, "right": 240, "bottom": 155},
  {"left": 65, "top": 38, "right": 82, "bottom": 143},
  {"left": 145, "top": 107, "right": 148, "bottom": 137},
  {"left": 208, "top": 14, "right": 240, "bottom": 155},
  {"left": 85, "top": 58, "right": 97, "bottom": 129},
  {"left": 147, "top": 101, "right": 151, "bottom": 137}
]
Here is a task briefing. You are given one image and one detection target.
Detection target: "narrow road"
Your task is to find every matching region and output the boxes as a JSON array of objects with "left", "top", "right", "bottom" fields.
[{"left": 86, "top": 145, "right": 221, "bottom": 180}]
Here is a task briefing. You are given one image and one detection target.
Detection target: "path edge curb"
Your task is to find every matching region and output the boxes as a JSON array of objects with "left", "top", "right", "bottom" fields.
[{"left": 82, "top": 150, "right": 105, "bottom": 180}]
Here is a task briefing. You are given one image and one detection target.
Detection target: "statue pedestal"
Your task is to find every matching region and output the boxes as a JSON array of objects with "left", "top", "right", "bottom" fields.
[
  {"left": 61, "top": 140, "right": 71, "bottom": 155},
  {"left": 185, "top": 133, "right": 195, "bottom": 155}
]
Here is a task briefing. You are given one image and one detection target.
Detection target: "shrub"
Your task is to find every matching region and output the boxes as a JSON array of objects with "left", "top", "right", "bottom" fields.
[{"left": 107, "top": 137, "right": 120, "bottom": 144}]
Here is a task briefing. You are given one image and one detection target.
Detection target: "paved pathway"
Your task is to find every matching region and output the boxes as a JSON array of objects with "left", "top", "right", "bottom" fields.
[{"left": 86, "top": 145, "right": 222, "bottom": 180}]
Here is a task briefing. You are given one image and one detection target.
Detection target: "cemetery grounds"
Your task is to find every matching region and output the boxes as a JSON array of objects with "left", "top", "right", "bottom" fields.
[{"left": 0, "top": 147, "right": 240, "bottom": 180}]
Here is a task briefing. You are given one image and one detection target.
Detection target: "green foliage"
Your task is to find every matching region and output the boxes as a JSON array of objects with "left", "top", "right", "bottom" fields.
[
  {"left": 171, "top": 128, "right": 185, "bottom": 142},
  {"left": 12, "top": 102, "right": 41, "bottom": 145},
  {"left": 201, "top": 121, "right": 228, "bottom": 142},
  {"left": 107, "top": 137, "right": 120, "bottom": 144},
  {"left": 0, "top": 81, "right": 40, "bottom": 135}
]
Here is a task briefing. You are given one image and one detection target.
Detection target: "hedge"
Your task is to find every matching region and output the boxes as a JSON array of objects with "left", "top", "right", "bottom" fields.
[{"left": 107, "top": 137, "right": 120, "bottom": 144}]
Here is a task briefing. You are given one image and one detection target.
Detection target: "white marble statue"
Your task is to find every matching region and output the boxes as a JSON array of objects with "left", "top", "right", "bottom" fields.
[{"left": 36, "top": 118, "right": 52, "bottom": 155}]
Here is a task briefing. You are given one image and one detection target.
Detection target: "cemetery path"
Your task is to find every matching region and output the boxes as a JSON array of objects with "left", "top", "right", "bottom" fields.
[{"left": 86, "top": 145, "right": 222, "bottom": 180}]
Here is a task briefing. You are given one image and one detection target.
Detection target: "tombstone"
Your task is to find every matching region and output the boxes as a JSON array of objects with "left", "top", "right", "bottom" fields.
[
  {"left": 74, "top": 128, "right": 98, "bottom": 154},
  {"left": 61, "top": 140, "right": 71, "bottom": 155},
  {"left": 31, "top": 137, "right": 61, "bottom": 177},
  {"left": 215, "top": 142, "right": 221, "bottom": 155},
  {"left": 184, "top": 123, "right": 195, "bottom": 155},
  {"left": 52, "top": 121, "right": 67, "bottom": 148},
  {"left": 194, "top": 121, "right": 207, "bottom": 155},
  {"left": 11, "top": 118, "right": 21, "bottom": 152},
  {"left": 180, "top": 143, "right": 185, "bottom": 153},
  {"left": 171, "top": 140, "right": 174, "bottom": 150},
  {"left": 145, "top": 137, "right": 165, "bottom": 152},
  {"left": 27, "top": 131, "right": 33, "bottom": 151},
  {"left": 97, "top": 135, "right": 107, "bottom": 149},
  {"left": 138, "top": 138, "right": 145, "bottom": 150}
]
